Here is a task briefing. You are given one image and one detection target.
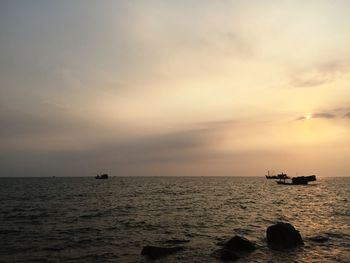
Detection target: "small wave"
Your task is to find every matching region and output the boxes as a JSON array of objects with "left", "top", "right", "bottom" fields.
[
  {"left": 43, "top": 246, "right": 65, "bottom": 252},
  {"left": 79, "top": 211, "right": 109, "bottom": 219}
]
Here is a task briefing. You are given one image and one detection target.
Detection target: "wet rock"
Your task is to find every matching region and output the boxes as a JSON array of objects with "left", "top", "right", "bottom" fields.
[
  {"left": 220, "top": 249, "right": 239, "bottom": 261},
  {"left": 141, "top": 245, "right": 183, "bottom": 259},
  {"left": 213, "top": 235, "right": 255, "bottom": 262},
  {"left": 224, "top": 236, "right": 256, "bottom": 252},
  {"left": 308, "top": 235, "right": 329, "bottom": 243},
  {"left": 266, "top": 222, "right": 304, "bottom": 249}
]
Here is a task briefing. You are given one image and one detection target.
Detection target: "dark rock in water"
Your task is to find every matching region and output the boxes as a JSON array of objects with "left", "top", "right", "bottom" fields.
[
  {"left": 212, "top": 249, "right": 239, "bottom": 262},
  {"left": 308, "top": 235, "right": 329, "bottom": 243},
  {"left": 141, "top": 245, "right": 183, "bottom": 259},
  {"left": 224, "top": 236, "right": 256, "bottom": 252},
  {"left": 266, "top": 222, "right": 304, "bottom": 249},
  {"left": 220, "top": 249, "right": 239, "bottom": 261},
  {"left": 213, "top": 236, "right": 255, "bottom": 262}
]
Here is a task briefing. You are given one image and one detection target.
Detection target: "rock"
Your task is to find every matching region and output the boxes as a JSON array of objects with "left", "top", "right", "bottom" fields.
[
  {"left": 141, "top": 245, "right": 183, "bottom": 259},
  {"left": 224, "top": 236, "right": 256, "bottom": 252},
  {"left": 212, "top": 236, "right": 255, "bottom": 262},
  {"left": 219, "top": 249, "right": 239, "bottom": 261},
  {"left": 212, "top": 249, "right": 239, "bottom": 262},
  {"left": 266, "top": 223, "right": 304, "bottom": 249}
]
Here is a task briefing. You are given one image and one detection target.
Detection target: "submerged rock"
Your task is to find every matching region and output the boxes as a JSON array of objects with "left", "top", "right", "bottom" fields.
[
  {"left": 266, "top": 222, "right": 303, "bottom": 249},
  {"left": 213, "top": 235, "right": 255, "bottom": 262},
  {"left": 141, "top": 245, "right": 183, "bottom": 259},
  {"left": 224, "top": 236, "right": 256, "bottom": 252}
]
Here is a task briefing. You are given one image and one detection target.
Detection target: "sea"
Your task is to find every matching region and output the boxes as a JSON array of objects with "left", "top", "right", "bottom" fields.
[{"left": 0, "top": 176, "right": 349, "bottom": 263}]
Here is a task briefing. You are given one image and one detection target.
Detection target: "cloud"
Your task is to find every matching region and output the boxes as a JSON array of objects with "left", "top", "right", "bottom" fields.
[
  {"left": 291, "top": 77, "right": 330, "bottom": 88},
  {"left": 78, "top": 119, "right": 238, "bottom": 167},
  {"left": 0, "top": 119, "right": 295, "bottom": 177},
  {"left": 0, "top": 104, "right": 90, "bottom": 138},
  {"left": 296, "top": 112, "right": 335, "bottom": 121},
  {"left": 0, "top": 116, "right": 251, "bottom": 176},
  {"left": 296, "top": 107, "right": 350, "bottom": 121},
  {"left": 290, "top": 60, "right": 349, "bottom": 88},
  {"left": 0, "top": 124, "right": 215, "bottom": 177},
  {"left": 313, "top": 113, "right": 336, "bottom": 119}
]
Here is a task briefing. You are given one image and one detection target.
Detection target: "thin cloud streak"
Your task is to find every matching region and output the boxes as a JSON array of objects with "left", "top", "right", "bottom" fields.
[
  {"left": 289, "top": 60, "right": 349, "bottom": 88},
  {"left": 296, "top": 107, "right": 350, "bottom": 121}
]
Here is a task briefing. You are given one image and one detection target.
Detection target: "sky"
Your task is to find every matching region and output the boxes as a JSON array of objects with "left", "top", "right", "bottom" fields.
[{"left": 0, "top": 0, "right": 349, "bottom": 177}]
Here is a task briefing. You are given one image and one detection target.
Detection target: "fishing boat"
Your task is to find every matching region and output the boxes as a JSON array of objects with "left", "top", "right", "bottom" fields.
[{"left": 95, "top": 173, "right": 108, "bottom": 179}]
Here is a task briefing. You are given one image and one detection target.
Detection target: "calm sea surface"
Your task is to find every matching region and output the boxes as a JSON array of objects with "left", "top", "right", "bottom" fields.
[{"left": 0, "top": 177, "right": 349, "bottom": 262}]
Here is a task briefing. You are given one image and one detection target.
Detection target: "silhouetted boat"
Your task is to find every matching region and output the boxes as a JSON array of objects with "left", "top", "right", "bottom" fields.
[
  {"left": 95, "top": 174, "right": 108, "bottom": 179},
  {"left": 277, "top": 175, "right": 316, "bottom": 185},
  {"left": 265, "top": 171, "right": 289, "bottom": 179}
]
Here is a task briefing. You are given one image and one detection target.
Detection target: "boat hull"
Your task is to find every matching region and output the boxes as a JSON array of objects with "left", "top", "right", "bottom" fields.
[
  {"left": 276, "top": 181, "right": 307, "bottom": 185},
  {"left": 276, "top": 175, "right": 316, "bottom": 185},
  {"left": 95, "top": 174, "right": 109, "bottom": 179}
]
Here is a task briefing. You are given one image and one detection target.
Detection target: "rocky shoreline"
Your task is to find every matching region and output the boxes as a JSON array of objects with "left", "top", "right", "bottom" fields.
[{"left": 141, "top": 222, "right": 314, "bottom": 261}]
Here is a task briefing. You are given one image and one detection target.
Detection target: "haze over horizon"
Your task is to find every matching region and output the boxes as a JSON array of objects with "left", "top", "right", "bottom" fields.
[{"left": 1, "top": 1, "right": 349, "bottom": 177}]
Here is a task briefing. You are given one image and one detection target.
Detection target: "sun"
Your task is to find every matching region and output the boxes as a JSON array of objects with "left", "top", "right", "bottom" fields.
[{"left": 306, "top": 114, "right": 312, "bottom": 120}]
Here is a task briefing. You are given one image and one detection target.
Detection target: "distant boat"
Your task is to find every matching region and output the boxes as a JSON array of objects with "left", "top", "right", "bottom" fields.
[
  {"left": 95, "top": 174, "right": 108, "bottom": 179},
  {"left": 277, "top": 175, "right": 316, "bottom": 185}
]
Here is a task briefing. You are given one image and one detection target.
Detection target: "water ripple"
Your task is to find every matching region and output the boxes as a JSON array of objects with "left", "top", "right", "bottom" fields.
[{"left": 0, "top": 176, "right": 349, "bottom": 262}]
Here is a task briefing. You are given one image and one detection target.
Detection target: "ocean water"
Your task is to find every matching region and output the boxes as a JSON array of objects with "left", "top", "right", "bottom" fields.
[{"left": 0, "top": 176, "right": 349, "bottom": 263}]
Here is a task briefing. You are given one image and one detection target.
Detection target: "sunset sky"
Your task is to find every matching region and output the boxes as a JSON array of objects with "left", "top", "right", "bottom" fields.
[{"left": 1, "top": 1, "right": 349, "bottom": 177}]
